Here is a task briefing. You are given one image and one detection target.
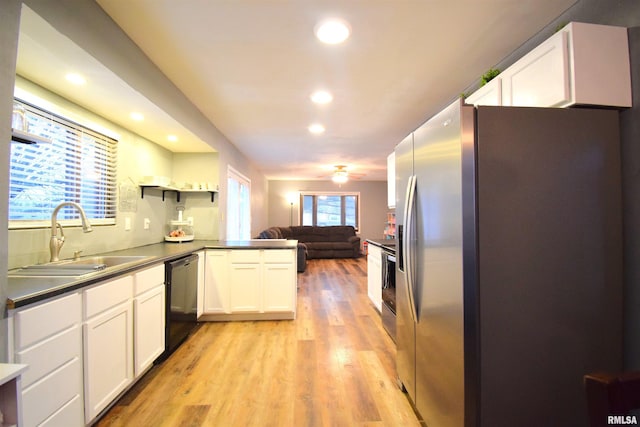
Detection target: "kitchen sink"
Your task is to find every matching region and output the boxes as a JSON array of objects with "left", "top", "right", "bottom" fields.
[
  {"left": 9, "top": 255, "right": 152, "bottom": 277},
  {"left": 52, "top": 255, "right": 151, "bottom": 268}
]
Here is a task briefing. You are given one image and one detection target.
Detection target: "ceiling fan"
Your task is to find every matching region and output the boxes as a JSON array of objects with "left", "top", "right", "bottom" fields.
[{"left": 319, "top": 165, "right": 365, "bottom": 183}]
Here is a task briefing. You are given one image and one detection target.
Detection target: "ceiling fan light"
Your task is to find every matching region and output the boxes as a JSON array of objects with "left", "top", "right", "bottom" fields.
[
  {"left": 332, "top": 174, "right": 348, "bottom": 184},
  {"left": 332, "top": 168, "right": 349, "bottom": 183}
]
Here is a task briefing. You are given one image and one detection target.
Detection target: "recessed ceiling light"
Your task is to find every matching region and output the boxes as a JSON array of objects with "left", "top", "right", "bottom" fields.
[
  {"left": 315, "top": 19, "right": 351, "bottom": 44},
  {"left": 167, "top": 135, "right": 178, "bottom": 142},
  {"left": 308, "top": 124, "right": 325, "bottom": 134},
  {"left": 311, "top": 90, "right": 333, "bottom": 104},
  {"left": 130, "top": 112, "right": 144, "bottom": 121},
  {"left": 65, "top": 73, "right": 86, "bottom": 85}
]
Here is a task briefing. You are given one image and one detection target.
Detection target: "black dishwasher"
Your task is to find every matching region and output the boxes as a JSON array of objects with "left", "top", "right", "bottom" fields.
[{"left": 163, "top": 253, "right": 199, "bottom": 358}]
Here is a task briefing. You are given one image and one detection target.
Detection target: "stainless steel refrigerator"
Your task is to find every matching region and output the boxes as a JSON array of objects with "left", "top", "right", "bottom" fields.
[{"left": 395, "top": 99, "right": 623, "bottom": 427}]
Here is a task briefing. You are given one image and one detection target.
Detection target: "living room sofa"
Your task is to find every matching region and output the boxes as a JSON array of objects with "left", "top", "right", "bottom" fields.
[{"left": 257, "top": 225, "right": 361, "bottom": 262}]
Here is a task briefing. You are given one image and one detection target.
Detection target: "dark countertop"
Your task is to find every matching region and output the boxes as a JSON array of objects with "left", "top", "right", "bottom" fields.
[
  {"left": 366, "top": 239, "right": 396, "bottom": 253},
  {"left": 7, "top": 239, "right": 298, "bottom": 309}
]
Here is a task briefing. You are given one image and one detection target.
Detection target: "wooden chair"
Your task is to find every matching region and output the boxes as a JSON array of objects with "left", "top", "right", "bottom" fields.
[{"left": 584, "top": 371, "right": 640, "bottom": 426}]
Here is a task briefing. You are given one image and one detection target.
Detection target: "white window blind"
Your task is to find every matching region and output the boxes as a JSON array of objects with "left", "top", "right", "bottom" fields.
[{"left": 9, "top": 99, "right": 118, "bottom": 228}]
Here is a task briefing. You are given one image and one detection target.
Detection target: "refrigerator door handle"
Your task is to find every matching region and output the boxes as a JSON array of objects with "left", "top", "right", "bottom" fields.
[{"left": 404, "top": 174, "right": 418, "bottom": 323}]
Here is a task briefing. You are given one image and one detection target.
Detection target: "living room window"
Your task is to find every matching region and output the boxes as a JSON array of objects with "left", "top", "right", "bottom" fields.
[
  {"left": 300, "top": 192, "right": 359, "bottom": 230},
  {"left": 9, "top": 99, "right": 118, "bottom": 229}
]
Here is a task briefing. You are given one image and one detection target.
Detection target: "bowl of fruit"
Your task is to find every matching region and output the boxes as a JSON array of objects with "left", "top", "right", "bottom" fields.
[{"left": 165, "top": 225, "right": 194, "bottom": 242}]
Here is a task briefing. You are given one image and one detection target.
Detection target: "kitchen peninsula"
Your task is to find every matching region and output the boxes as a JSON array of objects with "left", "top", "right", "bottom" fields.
[{"left": 7, "top": 239, "right": 298, "bottom": 309}]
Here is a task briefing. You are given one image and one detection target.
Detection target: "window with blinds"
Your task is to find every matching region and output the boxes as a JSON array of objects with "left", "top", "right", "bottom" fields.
[
  {"left": 300, "top": 192, "right": 359, "bottom": 229},
  {"left": 9, "top": 99, "right": 118, "bottom": 229}
]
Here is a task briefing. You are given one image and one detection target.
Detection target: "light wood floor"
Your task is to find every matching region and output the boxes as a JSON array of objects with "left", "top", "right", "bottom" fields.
[{"left": 96, "top": 257, "right": 421, "bottom": 426}]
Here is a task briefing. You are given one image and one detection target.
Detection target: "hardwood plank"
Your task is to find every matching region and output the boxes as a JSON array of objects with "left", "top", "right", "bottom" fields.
[
  {"left": 96, "top": 257, "right": 420, "bottom": 426},
  {"left": 358, "top": 351, "right": 422, "bottom": 426}
]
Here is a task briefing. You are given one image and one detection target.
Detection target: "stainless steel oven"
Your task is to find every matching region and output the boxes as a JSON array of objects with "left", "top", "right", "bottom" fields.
[{"left": 381, "top": 250, "right": 396, "bottom": 342}]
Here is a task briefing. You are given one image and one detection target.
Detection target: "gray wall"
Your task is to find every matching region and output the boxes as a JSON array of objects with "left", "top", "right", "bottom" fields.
[
  {"left": 459, "top": 0, "right": 640, "bottom": 370},
  {"left": 267, "top": 180, "right": 389, "bottom": 247},
  {"left": 0, "top": 0, "right": 22, "bottom": 361}
]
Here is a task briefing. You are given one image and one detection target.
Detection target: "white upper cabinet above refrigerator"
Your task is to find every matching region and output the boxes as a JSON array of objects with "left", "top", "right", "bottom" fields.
[
  {"left": 465, "top": 77, "right": 502, "bottom": 107},
  {"left": 466, "top": 22, "right": 632, "bottom": 108}
]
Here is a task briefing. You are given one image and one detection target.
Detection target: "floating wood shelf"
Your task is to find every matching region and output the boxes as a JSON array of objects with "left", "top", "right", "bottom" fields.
[{"left": 139, "top": 185, "right": 217, "bottom": 203}]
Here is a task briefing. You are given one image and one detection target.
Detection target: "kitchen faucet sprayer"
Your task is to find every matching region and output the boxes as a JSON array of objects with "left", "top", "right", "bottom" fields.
[{"left": 49, "top": 201, "right": 93, "bottom": 262}]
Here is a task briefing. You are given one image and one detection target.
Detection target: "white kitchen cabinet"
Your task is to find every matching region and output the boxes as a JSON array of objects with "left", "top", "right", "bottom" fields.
[
  {"left": 229, "top": 250, "right": 261, "bottom": 312},
  {"left": 367, "top": 244, "right": 382, "bottom": 312},
  {"left": 133, "top": 264, "right": 165, "bottom": 377},
  {"left": 465, "top": 77, "right": 502, "bottom": 107},
  {"left": 196, "top": 250, "right": 205, "bottom": 317},
  {"left": 501, "top": 28, "right": 570, "bottom": 107},
  {"left": 133, "top": 284, "right": 165, "bottom": 377},
  {"left": 10, "top": 292, "right": 84, "bottom": 427},
  {"left": 83, "top": 275, "right": 134, "bottom": 424},
  {"left": 202, "top": 248, "right": 297, "bottom": 320},
  {"left": 500, "top": 22, "right": 631, "bottom": 108},
  {"left": 9, "top": 263, "right": 165, "bottom": 426},
  {"left": 133, "top": 263, "right": 164, "bottom": 296},
  {"left": 263, "top": 250, "right": 296, "bottom": 312},
  {"left": 387, "top": 152, "right": 396, "bottom": 208},
  {"left": 204, "top": 250, "right": 230, "bottom": 313}
]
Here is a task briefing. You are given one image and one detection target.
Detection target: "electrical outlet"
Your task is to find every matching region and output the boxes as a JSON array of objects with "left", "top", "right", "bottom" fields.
[
  {"left": 187, "top": 216, "right": 193, "bottom": 226},
  {"left": 144, "top": 218, "right": 150, "bottom": 230},
  {"left": 124, "top": 217, "right": 131, "bottom": 231}
]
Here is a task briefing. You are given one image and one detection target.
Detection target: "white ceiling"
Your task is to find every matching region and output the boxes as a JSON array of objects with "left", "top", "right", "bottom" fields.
[{"left": 18, "top": 1, "right": 577, "bottom": 181}]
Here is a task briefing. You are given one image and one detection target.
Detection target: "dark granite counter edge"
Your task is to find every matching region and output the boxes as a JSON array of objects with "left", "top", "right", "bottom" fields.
[
  {"left": 8, "top": 239, "right": 298, "bottom": 309},
  {"left": 366, "top": 239, "right": 396, "bottom": 253}
]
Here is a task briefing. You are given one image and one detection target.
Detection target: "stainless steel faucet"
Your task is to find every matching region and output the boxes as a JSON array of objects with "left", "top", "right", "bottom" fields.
[{"left": 50, "top": 202, "right": 93, "bottom": 262}]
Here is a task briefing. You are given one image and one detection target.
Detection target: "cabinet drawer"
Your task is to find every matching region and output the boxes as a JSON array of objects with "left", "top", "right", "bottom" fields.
[
  {"left": 22, "top": 357, "right": 83, "bottom": 427},
  {"left": 134, "top": 264, "right": 165, "bottom": 295},
  {"left": 84, "top": 275, "right": 133, "bottom": 319},
  {"left": 14, "top": 292, "right": 81, "bottom": 350},
  {"left": 229, "top": 250, "right": 261, "bottom": 263},
  {"left": 263, "top": 249, "right": 294, "bottom": 263},
  {"left": 16, "top": 325, "right": 81, "bottom": 388}
]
